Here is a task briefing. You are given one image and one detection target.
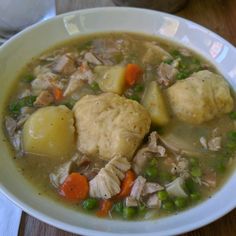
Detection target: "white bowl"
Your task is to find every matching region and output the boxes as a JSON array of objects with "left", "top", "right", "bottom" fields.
[{"left": 0, "top": 7, "right": 235, "bottom": 236}]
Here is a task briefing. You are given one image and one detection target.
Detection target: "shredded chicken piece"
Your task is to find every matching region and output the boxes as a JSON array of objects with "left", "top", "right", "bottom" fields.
[
  {"left": 165, "top": 177, "right": 188, "bottom": 197},
  {"left": 5, "top": 116, "right": 17, "bottom": 136},
  {"left": 34, "top": 90, "right": 54, "bottom": 107},
  {"left": 157, "top": 62, "right": 177, "bottom": 88},
  {"left": 125, "top": 196, "right": 138, "bottom": 207},
  {"left": 31, "top": 72, "right": 62, "bottom": 95},
  {"left": 89, "top": 155, "right": 130, "bottom": 199},
  {"left": 148, "top": 132, "right": 166, "bottom": 157},
  {"left": 49, "top": 152, "right": 90, "bottom": 188},
  {"left": 11, "top": 130, "right": 22, "bottom": 152},
  {"left": 202, "top": 171, "right": 217, "bottom": 188},
  {"left": 132, "top": 131, "right": 165, "bottom": 175},
  {"left": 142, "top": 182, "right": 164, "bottom": 196},
  {"left": 52, "top": 53, "right": 76, "bottom": 75},
  {"left": 84, "top": 52, "right": 102, "bottom": 65},
  {"left": 171, "top": 156, "right": 189, "bottom": 179},
  {"left": 200, "top": 137, "right": 208, "bottom": 149},
  {"left": 146, "top": 193, "right": 161, "bottom": 208},
  {"left": 63, "top": 62, "right": 94, "bottom": 97},
  {"left": 208, "top": 137, "right": 222, "bottom": 151},
  {"left": 130, "top": 176, "right": 146, "bottom": 200}
]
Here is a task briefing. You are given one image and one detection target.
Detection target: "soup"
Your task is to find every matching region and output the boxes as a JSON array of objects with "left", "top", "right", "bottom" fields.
[{"left": 3, "top": 32, "right": 236, "bottom": 220}]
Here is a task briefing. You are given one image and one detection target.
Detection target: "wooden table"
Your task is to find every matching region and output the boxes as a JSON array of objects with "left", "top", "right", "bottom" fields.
[{"left": 19, "top": 0, "right": 236, "bottom": 235}]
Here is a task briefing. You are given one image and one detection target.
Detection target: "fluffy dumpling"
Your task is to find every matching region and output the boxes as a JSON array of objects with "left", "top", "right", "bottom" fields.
[
  {"left": 73, "top": 93, "right": 151, "bottom": 161},
  {"left": 167, "top": 70, "right": 234, "bottom": 124},
  {"left": 23, "top": 105, "right": 75, "bottom": 158}
]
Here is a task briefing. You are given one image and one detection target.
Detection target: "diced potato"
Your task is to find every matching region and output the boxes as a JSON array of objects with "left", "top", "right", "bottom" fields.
[
  {"left": 142, "top": 42, "right": 172, "bottom": 65},
  {"left": 142, "top": 81, "right": 169, "bottom": 126},
  {"left": 95, "top": 65, "right": 126, "bottom": 95},
  {"left": 22, "top": 105, "right": 76, "bottom": 158}
]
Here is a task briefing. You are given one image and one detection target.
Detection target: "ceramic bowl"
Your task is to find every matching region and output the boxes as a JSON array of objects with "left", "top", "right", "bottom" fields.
[{"left": 0, "top": 7, "right": 235, "bottom": 236}]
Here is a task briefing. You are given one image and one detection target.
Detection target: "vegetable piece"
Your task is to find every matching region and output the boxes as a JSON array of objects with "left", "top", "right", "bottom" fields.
[
  {"left": 52, "top": 87, "right": 63, "bottom": 102},
  {"left": 89, "top": 81, "right": 100, "bottom": 92},
  {"left": 174, "top": 197, "right": 187, "bottom": 209},
  {"left": 123, "top": 207, "right": 137, "bottom": 219},
  {"left": 9, "top": 96, "right": 36, "bottom": 116},
  {"left": 190, "top": 192, "right": 201, "bottom": 201},
  {"left": 157, "top": 190, "right": 169, "bottom": 201},
  {"left": 125, "top": 64, "right": 143, "bottom": 87},
  {"left": 113, "top": 202, "right": 124, "bottom": 214},
  {"left": 95, "top": 65, "right": 126, "bottom": 95},
  {"left": 144, "top": 166, "right": 158, "bottom": 181},
  {"left": 162, "top": 201, "right": 175, "bottom": 212},
  {"left": 22, "top": 74, "right": 35, "bottom": 83},
  {"left": 190, "top": 166, "right": 202, "bottom": 177},
  {"left": 141, "top": 81, "right": 169, "bottom": 126},
  {"left": 116, "top": 170, "right": 136, "bottom": 198},
  {"left": 229, "top": 111, "right": 236, "bottom": 120},
  {"left": 59, "top": 173, "right": 89, "bottom": 202},
  {"left": 96, "top": 199, "right": 113, "bottom": 217},
  {"left": 23, "top": 105, "right": 75, "bottom": 158},
  {"left": 82, "top": 198, "right": 98, "bottom": 210}
]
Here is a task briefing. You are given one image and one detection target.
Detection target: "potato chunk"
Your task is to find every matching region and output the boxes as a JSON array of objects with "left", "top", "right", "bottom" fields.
[
  {"left": 95, "top": 65, "right": 126, "bottom": 95},
  {"left": 23, "top": 105, "right": 75, "bottom": 158},
  {"left": 167, "top": 70, "right": 234, "bottom": 124},
  {"left": 73, "top": 93, "right": 151, "bottom": 161},
  {"left": 142, "top": 81, "right": 170, "bottom": 126}
]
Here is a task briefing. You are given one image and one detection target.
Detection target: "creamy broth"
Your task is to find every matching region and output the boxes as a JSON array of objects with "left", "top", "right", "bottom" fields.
[{"left": 4, "top": 32, "right": 236, "bottom": 220}]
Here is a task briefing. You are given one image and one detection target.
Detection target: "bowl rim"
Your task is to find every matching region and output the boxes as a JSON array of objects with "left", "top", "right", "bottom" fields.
[{"left": 0, "top": 6, "right": 235, "bottom": 236}]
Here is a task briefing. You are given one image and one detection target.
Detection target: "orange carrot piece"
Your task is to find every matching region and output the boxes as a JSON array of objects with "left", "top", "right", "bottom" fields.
[
  {"left": 96, "top": 199, "right": 113, "bottom": 217},
  {"left": 116, "top": 170, "right": 136, "bottom": 199},
  {"left": 59, "top": 173, "right": 89, "bottom": 202},
  {"left": 125, "top": 64, "right": 143, "bottom": 86},
  {"left": 52, "top": 87, "right": 63, "bottom": 101}
]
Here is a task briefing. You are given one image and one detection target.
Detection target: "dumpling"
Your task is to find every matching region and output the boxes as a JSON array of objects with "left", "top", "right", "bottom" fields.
[
  {"left": 73, "top": 93, "right": 151, "bottom": 161},
  {"left": 22, "top": 105, "right": 75, "bottom": 158},
  {"left": 167, "top": 70, "right": 234, "bottom": 124}
]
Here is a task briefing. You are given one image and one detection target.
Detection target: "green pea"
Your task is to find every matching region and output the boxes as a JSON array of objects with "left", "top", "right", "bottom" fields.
[
  {"left": 185, "top": 178, "right": 198, "bottom": 194},
  {"left": 82, "top": 198, "right": 98, "bottom": 210},
  {"left": 90, "top": 81, "right": 100, "bottom": 92},
  {"left": 22, "top": 74, "right": 35, "bottom": 83},
  {"left": 227, "top": 131, "right": 236, "bottom": 141},
  {"left": 157, "top": 190, "right": 169, "bottom": 201},
  {"left": 113, "top": 202, "right": 123, "bottom": 214},
  {"left": 190, "top": 166, "right": 202, "bottom": 177},
  {"left": 163, "top": 58, "right": 173, "bottom": 65},
  {"left": 123, "top": 207, "right": 137, "bottom": 219},
  {"left": 149, "top": 158, "right": 158, "bottom": 167},
  {"left": 133, "top": 84, "right": 144, "bottom": 93},
  {"left": 229, "top": 111, "right": 236, "bottom": 120},
  {"left": 162, "top": 201, "right": 175, "bottom": 212},
  {"left": 190, "top": 158, "right": 199, "bottom": 167},
  {"left": 190, "top": 192, "right": 201, "bottom": 201},
  {"left": 128, "top": 94, "right": 140, "bottom": 102},
  {"left": 138, "top": 204, "right": 147, "bottom": 215},
  {"left": 174, "top": 197, "right": 187, "bottom": 209},
  {"left": 144, "top": 166, "right": 158, "bottom": 181}
]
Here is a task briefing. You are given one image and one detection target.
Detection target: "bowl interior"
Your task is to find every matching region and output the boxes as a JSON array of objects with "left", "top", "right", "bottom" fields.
[{"left": 0, "top": 7, "right": 236, "bottom": 236}]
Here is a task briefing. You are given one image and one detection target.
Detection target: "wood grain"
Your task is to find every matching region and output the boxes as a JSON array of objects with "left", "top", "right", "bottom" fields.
[{"left": 19, "top": 0, "right": 236, "bottom": 235}]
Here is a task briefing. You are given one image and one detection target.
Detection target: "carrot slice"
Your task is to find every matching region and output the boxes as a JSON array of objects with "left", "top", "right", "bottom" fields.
[
  {"left": 125, "top": 64, "right": 143, "bottom": 86},
  {"left": 96, "top": 199, "right": 113, "bottom": 217},
  {"left": 52, "top": 87, "right": 63, "bottom": 102},
  {"left": 59, "top": 173, "right": 89, "bottom": 202},
  {"left": 116, "top": 170, "right": 136, "bottom": 199}
]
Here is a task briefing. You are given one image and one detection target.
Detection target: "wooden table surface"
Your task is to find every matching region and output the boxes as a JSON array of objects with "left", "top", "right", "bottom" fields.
[{"left": 19, "top": 0, "right": 236, "bottom": 235}]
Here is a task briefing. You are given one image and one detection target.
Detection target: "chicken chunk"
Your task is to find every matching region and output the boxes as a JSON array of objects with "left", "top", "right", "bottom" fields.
[
  {"left": 130, "top": 176, "right": 146, "bottom": 200},
  {"left": 167, "top": 70, "right": 234, "bottom": 124},
  {"left": 73, "top": 93, "right": 151, "bottom": 161},
  {"left": 89, "top": 155, "right": 130, "bottom": 199},
  {"left": 34, "top": 90, "right": 54, "bottom": 106},
  {"left": 52, "top": 53, "right": 76, "bottom": 75}
]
